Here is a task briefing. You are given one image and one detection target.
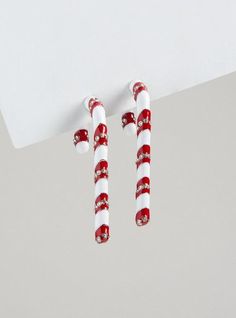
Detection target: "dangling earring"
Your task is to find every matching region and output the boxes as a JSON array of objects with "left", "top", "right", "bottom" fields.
[
  {"left": 129, "top": 81, "right": 151, "bottom": 226},
  {"left": 84, "top": 97, "right": 110, "bottom": 244}
]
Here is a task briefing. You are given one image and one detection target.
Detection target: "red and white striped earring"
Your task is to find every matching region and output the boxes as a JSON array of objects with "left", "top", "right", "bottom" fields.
[
  {"left": 84, "top": 97, "right": 110, "bottom": 244},
  {"left": 129, "top": 81, "right": 151, "bottom": 226}
]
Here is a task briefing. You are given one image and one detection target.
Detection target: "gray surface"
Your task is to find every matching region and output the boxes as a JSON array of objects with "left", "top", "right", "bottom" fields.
[{"left": 0, "top": 73, "right": 236, "bottom": 317}]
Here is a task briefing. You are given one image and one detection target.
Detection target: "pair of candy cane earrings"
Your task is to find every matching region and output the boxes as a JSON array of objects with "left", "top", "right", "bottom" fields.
[{"left": 73, "top": 81, "right": 151, "bottom": 244}]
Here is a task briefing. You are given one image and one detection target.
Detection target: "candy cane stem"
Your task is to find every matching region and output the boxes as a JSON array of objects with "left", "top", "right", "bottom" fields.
[
  {"left": 84, "top": 97, "right": 110, "bottom": 243},
  {"left": 130, "top": 81, "right": 151, "bottom": 226}
]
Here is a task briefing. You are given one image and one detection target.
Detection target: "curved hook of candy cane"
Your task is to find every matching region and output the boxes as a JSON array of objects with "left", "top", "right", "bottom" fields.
[
  {"left": 84, "top": 96, "right": 110, "bottom": 244},
  {"left": 121, "top": 111, "right": 136, "bottom": 135},
  {"left": 129, "top": 80, "right": 151, "bottom": 226},
  {"left": 73, "top": 129, "right": 90, "bottom": 154}
]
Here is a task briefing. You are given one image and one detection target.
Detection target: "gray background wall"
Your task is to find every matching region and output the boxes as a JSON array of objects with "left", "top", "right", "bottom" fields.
[{"left": 0, "top": 73, "right": 236, "bottom": 318}]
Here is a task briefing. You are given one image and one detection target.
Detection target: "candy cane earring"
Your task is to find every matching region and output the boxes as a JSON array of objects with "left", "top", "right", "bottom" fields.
[
  {"left": 84, "top": 97, "right": 110, "bottom": 244},
  {"left": 129, "top": 81, "right": 151, "bottom": 226}
]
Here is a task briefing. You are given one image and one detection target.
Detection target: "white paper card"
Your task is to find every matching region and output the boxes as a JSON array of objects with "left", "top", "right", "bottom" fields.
[{"left": 0, "top": 0, "right": 236, "bottom": 148}]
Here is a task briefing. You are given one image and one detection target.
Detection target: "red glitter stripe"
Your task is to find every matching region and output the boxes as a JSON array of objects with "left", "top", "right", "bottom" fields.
[
  {"left": 136, "top": 144, "right": 151, "bottom": 169},
  {"left": 94, "top": 123, "right": 108, "bottom": 150},
  {"left": 122, "top": 112, "right": 136, "bottom": 128},
  {"left": 137, "top": 109, "right": 151, "bottom": 136},
  {"left": 95, "top": 193, "right": 109, "bottom": 214},
  {"left": 95, "top": 225, "right": 110, "bottom": 244},
  {"left": 94, "top": 160, "right": 108, "bottom": 183},
  {"left": 73, "top": 129, "right": 89, "bottom": 146},
  {"left": 136, "top": 177, "right": 150, "bottom": 199},
  {"left": 135, "top": 208, "right": 150, "bottom": 226}
]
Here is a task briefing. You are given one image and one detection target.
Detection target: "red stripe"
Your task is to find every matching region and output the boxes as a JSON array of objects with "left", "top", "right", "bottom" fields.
[
  {"left": 136, "top": 144, "right": 151, "bottom": 169},
  {"left": 137, "top": 109, "right": 151, "bottom": 136},
  {"left": 95, "top": 193, "right": 109, "bottom": 214},
  {"left": 73, "top": 129, "right": 89, "bottom": 146},
  {"left": 122, "top": 112, "right": 136, "bottom": 128},
  {"left": 136, "top": 177, "right": 150, "bottom": 198},
  {"left": 88, "top": 98, "right": 104, "bottom": 115},
  {"left": 135, "top": 208, "right": 150, "bottom": 226},
  {"left": 133, "top": 82, "right": 148, "bottom": 101},
  {"left": 95, "top": 225, "right": 110, "bottom": 244},
  {"left": 94, "top": 160, "right": 108, "bottom": 183},
  {"left": 94, "top": 123, "right": 108, "bottom": 150}
]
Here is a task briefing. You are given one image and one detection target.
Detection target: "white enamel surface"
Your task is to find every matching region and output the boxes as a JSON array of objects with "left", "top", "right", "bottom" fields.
[
  {"left": 0, "top": 0, "right": 236, "bottom": 148},
  {"left": 92, "top": 107, "right": 106, "bottom": 132},
  {"left": 75, "top": 141, "right": 90, "bottom": 154},
  {"left": 137, "top": 129, "right": 151, "bottom": 149},
  {"left": 94, "top": 146, "right": 108, "bottom": 167},
  {"left": 136, "top": 90, "right": 151, "bottom": 112},
  {"left": 95, "top": 210, "right": 109, "bottom": 231},
  {"left": 136, "top": 193, "right": 150, "bottom": 211},
  {"left": 137, "top": 163, "right": 151, "bottom": 181},
  {"left": 123, "top": 123, "right": 136, "bottom": 136},
  {"left": 95, "top": 177, "right": 108, "bottom": 197}
]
